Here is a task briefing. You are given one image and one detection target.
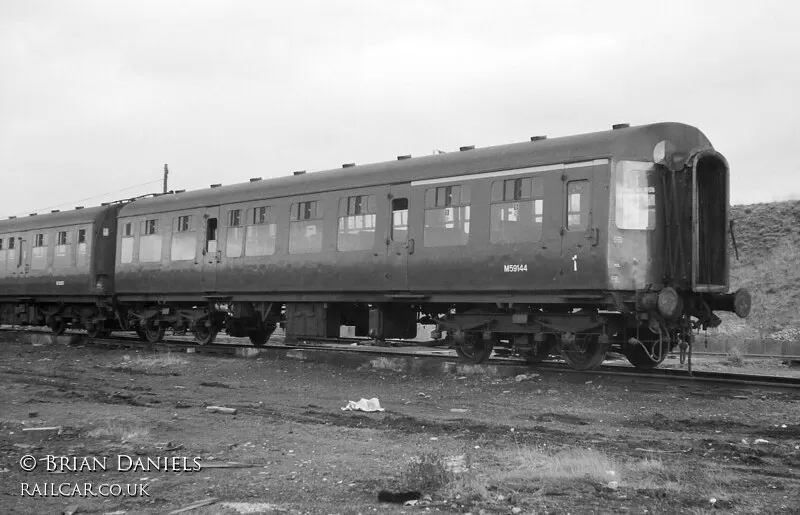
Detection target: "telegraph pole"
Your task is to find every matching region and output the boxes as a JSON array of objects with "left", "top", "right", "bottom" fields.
[{"left": 163, "top": 164, "right": 169, "bottom": 193}]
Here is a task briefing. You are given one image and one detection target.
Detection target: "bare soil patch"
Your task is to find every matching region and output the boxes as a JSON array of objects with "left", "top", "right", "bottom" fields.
[{"left": 1, "top": 340, "right": 799, "bottom": 514}]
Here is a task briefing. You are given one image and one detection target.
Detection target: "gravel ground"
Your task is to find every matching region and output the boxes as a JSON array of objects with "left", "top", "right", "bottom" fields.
[{"left": 1, "top": 339, "right": 799, "bottom": 515}]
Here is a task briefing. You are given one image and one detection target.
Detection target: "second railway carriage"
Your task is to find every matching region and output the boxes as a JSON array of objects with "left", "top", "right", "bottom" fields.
[
  {"left": 110, "top": 121, "right": 750, "bottom": 369},
  {"left": 0, "top": 205, "right": 122, "bottom": 334}
]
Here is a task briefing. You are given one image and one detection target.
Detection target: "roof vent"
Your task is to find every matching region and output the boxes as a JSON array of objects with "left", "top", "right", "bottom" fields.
[
  {"left": 459, "top": 145, "right": 475, "bottom": 151},
  {"left": 75, "top": 206, "right": 84, "bottom": 210},
  {"left": 51, "top": 209, "right": 60, "bottom": 213},
  {"left": 612, "top": 123, "right": 630, "bottom": 130},
  {"left": 8, "top": 216, "right": 16, "bottom": 219},
  {"left": 101, "top": 202, "right": 109, "bottom": 206},
  {"left": 175, "top": 189, "right": 185, "bottom": 193},
  {"left": 293, "top": 170, "right": 306, "bottom": 176},
  {"left": 342, "top": 163, "right": 355, "bottom": 168},
  {"left": 530, "top": 135, "right": 547, "bottom": 141},
  {"left": 29, "top": 213, "right": 37, "bottom": 216},
  {"left": 397, "top": 155, "right": 411, "bottom": 160},
  {"left": 249, "top": 177, "right": 262, "bottom": 182},
  {"left": 210, "top": 184, "right": 222, "bottom": 188}
]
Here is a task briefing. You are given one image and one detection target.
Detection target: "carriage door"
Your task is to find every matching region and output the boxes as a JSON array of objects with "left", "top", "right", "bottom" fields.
[
  {"left": 201, "top": 207, "right": 220, "bottom": 292},
  {"left": 385, "top": 185, "right": 411, "bottom": 291},
  {"left": 12, "top": 236, "right": 27, "bottom": 295},
  {"left": 560, "top": 165, "right": 598, "bottom": 288}
]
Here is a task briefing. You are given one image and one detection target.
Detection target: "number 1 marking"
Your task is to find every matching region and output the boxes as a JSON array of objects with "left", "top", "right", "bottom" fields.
[{"left": 572, "top": 254, "right": 578, "bottom": 272}]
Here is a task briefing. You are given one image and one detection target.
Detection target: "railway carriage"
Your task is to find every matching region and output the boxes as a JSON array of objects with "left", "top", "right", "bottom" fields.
[
  {"left": 108, "top": 122, "right": 749, "bottom": 369},
  {"left": 0, "top": 205, "right": 121, "bottom": 335},
  {"left": 0, "top": 122, "right": 751, "bottom": 370}
]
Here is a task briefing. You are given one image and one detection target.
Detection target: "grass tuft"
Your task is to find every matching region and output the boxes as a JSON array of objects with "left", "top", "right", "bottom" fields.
[
  {"left": 502, "top": 446, "right": 619, "bottom": 485},
  {"left": 129, "top": 353, "right": 188, "bottom": 367},
  {"left": 87, "top": 420, "right": 151, "bottom": 443},
  {"left": 399, "top": 449, "right": 454, "bottom": 493}
]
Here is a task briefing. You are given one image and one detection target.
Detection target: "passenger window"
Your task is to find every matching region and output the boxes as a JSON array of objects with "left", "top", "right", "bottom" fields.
[
  {"left": 226, "top": 209, "right": 244, "bottom": 258},
  {"left": 245, "top": 206, "right": 277, "bottom": 257},
  {"left": 120, "top": 223, "right": 134, "bottom": 264},
  {"left": 615, "top": 161, "right": 656, "bottom": 230},
  {"left": 176, "top": 215, "right": 191, "bottom": 232},
  {"left": 566, "top": 180, "right": 589, "bottom": 231},
  {"left": 54, "top": 230, "right": 71, "bottom": 269},
  {"left": 143, "top": 219, "right": 158, "bottom": 235},
  {"left": 337, "top": 195, "right": 376, "bottom": 252},
  {"left": 0, "top": 238, "right": 5, "bottom": 272},
  {"left": 31, "top": 233, "right": 47, "bottom": 270},
  {"left": 171, "top": 215, "right": 196, "bottom": 261},
  {"left": 490, "top": 176, "right": 544, "bottom": 244},
  {"left": 391, "top": 198, "right": 409, "bottom": 243},
  {"left": 289, "top": 201, "right": 323, "bottom": 254},
  {"left": 423, "top": 185, "right": 470, "bottom": 247},
  {"left": 140, "top": 219, "right": 162, "bottom": 262}
]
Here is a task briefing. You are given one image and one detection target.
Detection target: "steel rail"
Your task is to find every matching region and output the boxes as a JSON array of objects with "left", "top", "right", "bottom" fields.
[{"left": 2, "top": 328, "right": 799, "bottom": 390}]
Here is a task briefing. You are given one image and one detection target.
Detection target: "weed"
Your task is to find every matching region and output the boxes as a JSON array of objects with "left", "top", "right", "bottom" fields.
[
  {"left": 399, "top": 449, "right": 453, "bottom": 492},
  {"left": 128, "top": 353, "right": 188, "bottom": 368},
  {"left": 86, "top": 419, "right": 151, "bottom": 443},
  {"left": 724, "top": 341, "right": 746, "bottom": 367}
]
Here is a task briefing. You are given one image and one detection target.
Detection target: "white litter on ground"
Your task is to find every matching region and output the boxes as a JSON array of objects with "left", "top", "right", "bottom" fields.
[{"left": 341, "top": 398, "right": 384, "bottom": 412}]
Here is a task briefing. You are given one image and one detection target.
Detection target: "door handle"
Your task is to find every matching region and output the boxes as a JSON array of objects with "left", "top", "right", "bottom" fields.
[
  {"left": 24, "top": 264, "right": 30, "bottom": 273},
  {"left": 215, "top": 250, "right": 222, "bottom": 263},
  {"left": 406, "top": 238, "right": 415, "bottom": 255}
]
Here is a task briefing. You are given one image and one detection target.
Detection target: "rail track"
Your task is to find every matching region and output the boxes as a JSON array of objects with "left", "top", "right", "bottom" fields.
[{"left": 2, "top": 328, "right": 799, "bottom": 391}]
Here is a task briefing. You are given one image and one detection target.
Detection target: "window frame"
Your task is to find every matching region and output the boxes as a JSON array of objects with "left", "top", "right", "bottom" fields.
[
  {"left": 337, "top": 194, "right": 377, "bottom": 252},
  {"left": 614, "top": 160, "right": 657, "bottom": 231},
  {"left": 489, "top": 175, "right": 545, "bottom": 244},
  {"left": 423, "top": 184, "right": 471, "bottom": 248},
  {"left": 289, "top": 200, "right": 324, "bottom": 254},
  {"left": 143, "top": 219, "right": 159, "bottom": 236}
]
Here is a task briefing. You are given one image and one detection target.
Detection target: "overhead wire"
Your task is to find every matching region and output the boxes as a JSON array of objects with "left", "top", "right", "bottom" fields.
[{"left": 3, "top": 178, "right": 163, "bottom": 219}]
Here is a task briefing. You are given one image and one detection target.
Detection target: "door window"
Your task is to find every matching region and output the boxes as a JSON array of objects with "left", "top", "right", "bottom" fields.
[
  {"left": 566, "top": 180, "right": 589, "bottom": 231},
  {"left": 205, "top": 218, "right": 218, "bottom": 255},
  {"left": 391, "top": 198, "right": 409, "bottom": 243}
]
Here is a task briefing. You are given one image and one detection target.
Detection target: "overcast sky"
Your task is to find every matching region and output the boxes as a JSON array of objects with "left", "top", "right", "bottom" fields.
[{"left": 1, "top": 0, "right": 798, "bottom": 218}]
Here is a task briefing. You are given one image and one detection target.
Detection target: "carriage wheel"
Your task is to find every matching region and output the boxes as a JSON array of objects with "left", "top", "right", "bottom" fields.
[
  {"left": 143, "top": 323, "right": 166, "bottom": 343},
  {"left": 559, "top": 333, "right": 607, "bottom": 370},
  {"left": 454, "top": 332, "right": 495, "bottom": 364},
  {"left": 194, "top": 323, "right": 218, "bottom": 346},
  {"left": 248, "top": 323, "right": 277, "bottom": 347}
]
